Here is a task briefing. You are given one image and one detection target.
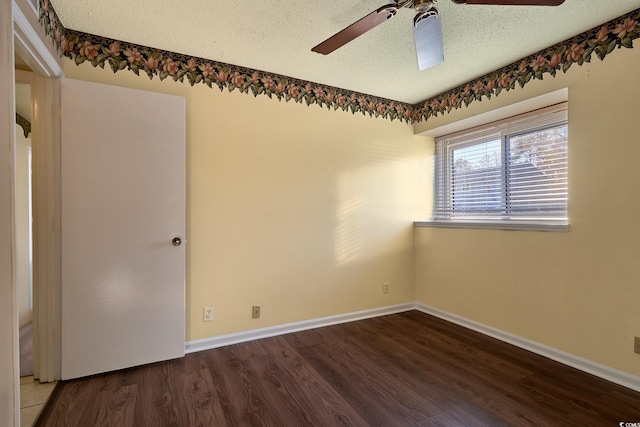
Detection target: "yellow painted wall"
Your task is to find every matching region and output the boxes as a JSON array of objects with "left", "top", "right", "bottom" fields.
[
  {"left": 64, "top": 59, "right": 429, "bottom": 341},
  {"left": 414, "top": 41, "right": 640, "bottom": 376},
  {"left": 63, "top": 37, "right": 640, "bottom": 379}
]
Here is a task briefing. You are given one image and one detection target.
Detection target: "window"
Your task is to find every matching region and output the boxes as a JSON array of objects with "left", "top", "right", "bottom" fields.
[{"left": 432, "top": 103, "right": 568, "bottom": 231}]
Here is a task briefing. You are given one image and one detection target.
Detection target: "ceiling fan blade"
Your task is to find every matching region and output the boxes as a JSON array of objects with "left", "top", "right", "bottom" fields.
[
  {"left": 312, "top": 4, "right": 399, "bottom": 55},
  {"left": 455, "top": 0, "right": 564, "bottom": 5},
  {"left": 414, "top": 9, "right": 444, "bottom": 70}
]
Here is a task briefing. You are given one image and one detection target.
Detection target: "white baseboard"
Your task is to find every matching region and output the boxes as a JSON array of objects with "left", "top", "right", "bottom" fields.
[
  {"left": 185, "top": 301, "right": 640, "bottom": 393},
  {"left": 185, "top": 303, "right": 415, "bottom": 354},
  {"left": 415, "top": 302, "right": 640, "bottom": 393}
]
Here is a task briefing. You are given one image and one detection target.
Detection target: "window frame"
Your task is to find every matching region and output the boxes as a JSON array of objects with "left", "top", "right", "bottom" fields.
[{"left": 419, "top": 102, "right": 569, "bottom": 232}]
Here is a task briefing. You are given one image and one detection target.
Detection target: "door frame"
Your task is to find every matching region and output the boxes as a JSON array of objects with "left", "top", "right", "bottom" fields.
[{"left": 3, "top": 0, "right": 63, "bottom": 424}]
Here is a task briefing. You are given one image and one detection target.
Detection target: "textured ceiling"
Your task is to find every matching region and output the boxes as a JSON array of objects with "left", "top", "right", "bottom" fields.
[{"left": 50, "top": 0, "right": 640, "bottom": 104}]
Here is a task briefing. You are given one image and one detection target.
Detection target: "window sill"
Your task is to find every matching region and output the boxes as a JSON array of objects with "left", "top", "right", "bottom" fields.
[{"left": 413, "top": 221, "right": 569, "bottom": 232}]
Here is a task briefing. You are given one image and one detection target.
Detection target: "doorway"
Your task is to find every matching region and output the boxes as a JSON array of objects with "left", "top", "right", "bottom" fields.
[
  {"left": 15, "top": 67, "right": 34, "bottom": 379},
  {"left": 2, "top": 0, "right": 63, "bottom": 425},
  {"left": 15, "top": 61, "right": 57, "bottom": 427}
]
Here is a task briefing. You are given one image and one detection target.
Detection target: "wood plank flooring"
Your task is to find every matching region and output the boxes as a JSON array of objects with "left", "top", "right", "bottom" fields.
[{"left": 36, "top": 311, "right": 640, "bottom": 426}]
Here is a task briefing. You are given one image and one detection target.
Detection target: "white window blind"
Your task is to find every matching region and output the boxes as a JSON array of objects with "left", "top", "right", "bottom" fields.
[{"left": 434, "top": 103, "right": 568, "bottom": 227}]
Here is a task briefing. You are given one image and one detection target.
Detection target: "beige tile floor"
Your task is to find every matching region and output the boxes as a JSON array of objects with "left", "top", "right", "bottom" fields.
[{"left": 20, "top": 376, "right": 57, "bottom": 427}]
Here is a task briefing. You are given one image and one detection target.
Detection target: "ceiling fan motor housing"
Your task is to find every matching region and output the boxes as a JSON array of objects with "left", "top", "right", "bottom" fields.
[{"left": 413, "top": 0, "right": 435, "bottom": 12}]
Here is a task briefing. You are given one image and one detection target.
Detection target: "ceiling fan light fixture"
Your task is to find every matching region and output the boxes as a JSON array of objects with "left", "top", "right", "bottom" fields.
[
  {"left": 413, "top": 8, "right": 444, "bottom": 70},
  {"left": 413, "top": 8, "right": 439, "bottom": 27}
]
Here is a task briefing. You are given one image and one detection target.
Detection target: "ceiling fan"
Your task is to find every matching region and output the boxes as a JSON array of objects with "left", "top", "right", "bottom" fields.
[{"left": 311, "top": 0, "right": 566, "bottom": 70}]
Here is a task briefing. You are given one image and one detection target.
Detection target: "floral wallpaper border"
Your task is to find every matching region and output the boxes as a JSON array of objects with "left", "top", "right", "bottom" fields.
[
  {"left": 38, "top": 0, "right": 639, "bottom": 125},
  {"left": 63, "top": 30, "right": 416, "bottom": 123},
  {"left": 415, "top": 8, "right": 640, "bottom": 122}
]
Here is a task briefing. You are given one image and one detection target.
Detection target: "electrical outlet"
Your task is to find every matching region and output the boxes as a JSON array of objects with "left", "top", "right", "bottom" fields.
[
  {"left": 383, "top": 282, "right": 390, "bottom": 294},
  {"left": 203, "top": 306, "right": 214, "bottom": 322},
  {"left": 634, "top": 336, "right": 640, "bottom": 354},
  {"left": 252, "top": 305, "right": 261, "bottom": 319}
]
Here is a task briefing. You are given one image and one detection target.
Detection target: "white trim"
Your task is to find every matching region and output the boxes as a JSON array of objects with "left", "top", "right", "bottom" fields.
[
  {"left": 1, "top": 0, "right": 19, "bottom": 424},
  {"left": 31, "top": 74, "right": 62, "bottom": 382},
  {"left": 12, "top": 0, "right": 63, "bottom": 78},
  {"left": 186, "top": 302, "right": 640, "bottom": 393},
  {"left": 7, "top": 0, "right": 63, "bottom": 404},
  {"left": 185, "top": 303, "right": 415, "bottom": 354},
  {"left": 414, "top": 220, "right": 569, "bottom": 232},
  {"left": 415, "top": 302, "right": 640, "bottom": 393},
  {"left": 27, "top": 0, "right": 38, "bottom": 15}
]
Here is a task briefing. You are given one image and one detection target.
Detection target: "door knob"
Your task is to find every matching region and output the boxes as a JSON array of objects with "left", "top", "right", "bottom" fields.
[{"left": 172, "top": 237, "right": 182, "bottom": 246}]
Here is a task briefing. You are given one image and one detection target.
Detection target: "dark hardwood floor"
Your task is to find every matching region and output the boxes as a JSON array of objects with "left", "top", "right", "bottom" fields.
[{"left": 36, "top": 311, "right": 640, "bottom": 426}]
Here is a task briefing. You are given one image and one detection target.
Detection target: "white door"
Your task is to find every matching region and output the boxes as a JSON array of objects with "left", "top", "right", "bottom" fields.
[{"left": 61, "top": 78, "right": 186, "bottom": 380}]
